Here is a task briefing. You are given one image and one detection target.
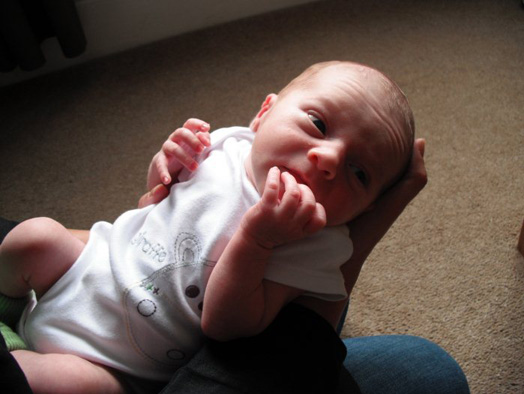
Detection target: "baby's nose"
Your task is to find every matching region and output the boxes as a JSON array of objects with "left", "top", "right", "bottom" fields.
[{"left": 307, "top": 146, "right": 341, "bottom": 180}]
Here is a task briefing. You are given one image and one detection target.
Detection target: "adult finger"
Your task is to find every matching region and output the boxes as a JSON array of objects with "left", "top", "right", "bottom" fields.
[
  {"left": 415, "top": 138, "right": 425, "bottom": 158},
  {"left": 402, "top": 138, "right": 428, "bottom": 194}
]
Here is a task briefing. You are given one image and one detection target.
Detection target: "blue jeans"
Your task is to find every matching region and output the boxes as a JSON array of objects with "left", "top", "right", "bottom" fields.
[
  {"left": 162, "top": 303, "right": 469, "bottom": 394},
  {"left": 342, "top": 335, "right": 470, "bottom": 394}
]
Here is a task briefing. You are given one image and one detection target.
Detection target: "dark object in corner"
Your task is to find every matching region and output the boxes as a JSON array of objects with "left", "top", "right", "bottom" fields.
[{"left": 0, "top": 0, "right": 86, "bottom": 72}]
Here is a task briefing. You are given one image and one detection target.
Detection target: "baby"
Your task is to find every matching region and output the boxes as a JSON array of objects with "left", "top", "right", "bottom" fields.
[{"left": 0, "top": 61, "right": 414, "bottom": 394}]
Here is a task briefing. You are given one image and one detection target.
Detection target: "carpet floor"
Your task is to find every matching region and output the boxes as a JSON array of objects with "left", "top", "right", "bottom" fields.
[{"left": 1, "top": 1, "right": 523, "bottom": 392}]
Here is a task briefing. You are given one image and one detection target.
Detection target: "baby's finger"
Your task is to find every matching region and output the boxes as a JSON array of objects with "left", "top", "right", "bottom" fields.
[
  {"left": 183, "top": 118, "right": 211, "bottom": 133},
  {"left": 167, "top": 128, "right": 207, "bottom": 155},
  {"left": 138, "top": 184, "right": 170, "bottom": 208},
  {"left": 162, "top": 139, "right": 199, "bottom": 172},
  {"left": 154, "top": 154, "right": 171, "bottom": 185},
  {"left": 303, "top": 203, "right": 327, "bottom": 235},
  {"left": 261, "top": 167, "right": 281, "bottom": 207},
  {"left": 295, "top": 184, "right": 317, "bottom": 223},
  {"left": 279, "top": 171, "right": 301, "bottom": 215},
  {"left": 196, "top": 131, "right": 211, "bottom": 147}
]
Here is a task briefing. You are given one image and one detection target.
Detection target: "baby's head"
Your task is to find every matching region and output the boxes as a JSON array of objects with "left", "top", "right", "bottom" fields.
[{"left": 247, "top": 61, "right": 415, "bottom": 225}]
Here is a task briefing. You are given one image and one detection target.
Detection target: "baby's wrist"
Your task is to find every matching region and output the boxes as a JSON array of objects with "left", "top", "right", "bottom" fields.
[{"left": 239, "top": 221, "right": 277, "bottom": 252}]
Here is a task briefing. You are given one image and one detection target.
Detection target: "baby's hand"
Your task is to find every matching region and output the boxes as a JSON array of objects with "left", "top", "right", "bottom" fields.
[
  {"left": 148, "top": 118, "right": 210, "bottom": 189},
  {"left": 241, "top": 167, "right": 327, "bottom": 249}
]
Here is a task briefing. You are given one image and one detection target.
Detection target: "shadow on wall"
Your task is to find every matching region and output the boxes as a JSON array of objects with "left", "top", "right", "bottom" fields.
[{"left": 0, "top": 0, "right": 86, "bottom": 73}]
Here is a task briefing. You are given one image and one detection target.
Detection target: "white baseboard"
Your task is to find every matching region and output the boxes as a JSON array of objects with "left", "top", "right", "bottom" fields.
[{"left": 1, "top": 0, "right": 320, "bottom": 87}]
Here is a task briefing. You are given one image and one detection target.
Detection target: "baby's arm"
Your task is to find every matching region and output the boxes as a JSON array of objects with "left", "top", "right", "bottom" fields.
[
  {"left": 201, "top": 167, "right": 326, "bottom": 341},
  {"left": 147, "top": 118, "right": 210, "bottom": 190}
]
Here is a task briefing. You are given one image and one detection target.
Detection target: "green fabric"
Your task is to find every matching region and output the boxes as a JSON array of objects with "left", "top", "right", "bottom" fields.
[
  {"left": 0, "top": 293, "right": 29, "bottom": 350},
  {"left": 0, "top": 322, "right": 27, "bottom": 350}
]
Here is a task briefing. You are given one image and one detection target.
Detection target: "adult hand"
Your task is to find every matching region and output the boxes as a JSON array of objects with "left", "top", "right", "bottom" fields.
[{"left": 342, "top": 138, "right": 428, "bottom": 295}]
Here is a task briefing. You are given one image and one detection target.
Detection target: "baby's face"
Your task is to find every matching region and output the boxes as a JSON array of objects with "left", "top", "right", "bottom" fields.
[{"left": 246, "top": 66, "right": 412, "bottom": 225}]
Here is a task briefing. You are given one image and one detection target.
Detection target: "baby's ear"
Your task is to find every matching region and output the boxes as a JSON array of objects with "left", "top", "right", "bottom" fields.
[{"left": 250, "top": 94, "right": 277, "bottom": 131}]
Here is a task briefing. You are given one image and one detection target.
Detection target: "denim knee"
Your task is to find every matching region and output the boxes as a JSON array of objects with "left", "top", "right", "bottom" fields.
[{"left": 342, "top": 335, "right": 469, "bottom": 394}]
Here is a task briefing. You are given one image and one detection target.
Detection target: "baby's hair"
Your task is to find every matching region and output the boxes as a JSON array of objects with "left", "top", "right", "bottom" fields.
[{"left": 280, "top": 60, "right": 415, "bottom": 147}]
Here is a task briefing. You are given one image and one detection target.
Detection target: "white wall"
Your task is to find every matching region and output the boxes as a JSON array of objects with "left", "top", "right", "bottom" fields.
[{"left": 1, "top": 0, "right": 320, "bottom": 87}]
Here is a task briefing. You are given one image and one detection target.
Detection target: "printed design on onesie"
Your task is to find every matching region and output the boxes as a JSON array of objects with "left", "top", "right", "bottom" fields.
[{"left": 123, "top": 232, "right": 215, "bottom": 367}]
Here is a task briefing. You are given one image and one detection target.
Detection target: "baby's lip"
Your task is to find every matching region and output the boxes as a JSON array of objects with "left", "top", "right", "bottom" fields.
[{"left": 279, "top": 167, "right": 309, "bottom": 187}]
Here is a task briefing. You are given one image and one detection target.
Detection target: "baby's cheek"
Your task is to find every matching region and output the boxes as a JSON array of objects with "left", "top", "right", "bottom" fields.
[{"left": 326, "top": 202, "right": 355, "bottom": 226}]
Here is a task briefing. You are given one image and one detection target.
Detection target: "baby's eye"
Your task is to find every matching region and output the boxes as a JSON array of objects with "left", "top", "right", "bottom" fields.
[
  {"left": 308, "top": 114, "right": 326, "bottom": 135},
  {"left": 350, "top": 165, "right": 367, "bottom": 185}
]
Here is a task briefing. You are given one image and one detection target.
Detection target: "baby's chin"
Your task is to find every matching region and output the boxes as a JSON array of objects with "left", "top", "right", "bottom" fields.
[
  {"left": 326, "top": 213, "right": 354, "bottom": 227},
  {"left": 326, "top": 219, "right": 348, "bottom": 227}
]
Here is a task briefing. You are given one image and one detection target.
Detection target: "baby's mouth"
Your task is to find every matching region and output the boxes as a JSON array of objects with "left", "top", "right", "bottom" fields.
[{"left": 279, "top": 167, "right": 308, "bottom": 187}]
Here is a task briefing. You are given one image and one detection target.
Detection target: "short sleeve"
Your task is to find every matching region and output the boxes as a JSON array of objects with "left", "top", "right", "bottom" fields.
[{"left": 264, "top": 225, "right": 352, "bottom": 301}]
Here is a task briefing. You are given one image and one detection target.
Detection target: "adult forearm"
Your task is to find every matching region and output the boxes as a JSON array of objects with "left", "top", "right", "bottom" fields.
[
  {"left": 342, "top": 194, "right": 412, "bottom": 294},
  {"left": 342, "top": 147, "right": 427, "bottom": 296}
]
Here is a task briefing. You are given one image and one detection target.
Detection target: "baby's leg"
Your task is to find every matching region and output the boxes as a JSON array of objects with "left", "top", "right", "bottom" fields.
[
  {"left": 0, "top": 217, "right": 85, "bottom": 298},
  {"left": 12, "top": 349, "right": 125, "bottom": 394}
]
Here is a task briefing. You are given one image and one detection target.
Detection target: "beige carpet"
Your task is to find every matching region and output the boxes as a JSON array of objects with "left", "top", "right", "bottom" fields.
[{"left": 1, "top": 0, "right": 523, "bottom": 392}]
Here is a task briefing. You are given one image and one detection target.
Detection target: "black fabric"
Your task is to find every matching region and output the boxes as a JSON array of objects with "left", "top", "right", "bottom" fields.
[
  {"left": 0, "top": 334, "right": 33, "bottom": 394},
  {"left": 0, "top": 218, "right": 33, "bottom": 393},
  {"left": 0, "top": 0, "right": 86, "bottom": 72},
  {"left": 163, "top": 303, "right": 360, "bottom": 394},
  {"left": 336, "top": 368, "right": 361, "bottom": 394},
  {"left": 0, "top": 217, "right": 19, "bottom": 244}
]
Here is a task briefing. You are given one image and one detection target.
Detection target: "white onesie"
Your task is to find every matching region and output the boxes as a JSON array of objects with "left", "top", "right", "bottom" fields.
[{"left": 19, "top": 127, "right": 353, "bottom": 382}]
